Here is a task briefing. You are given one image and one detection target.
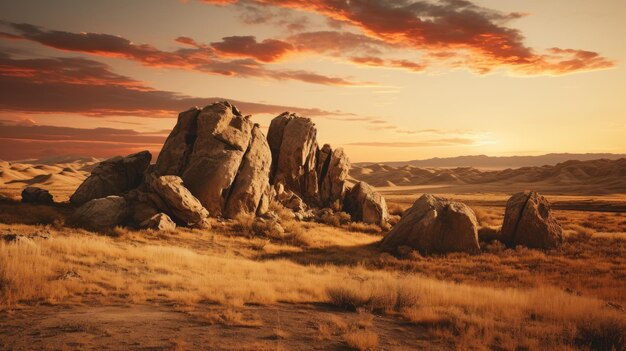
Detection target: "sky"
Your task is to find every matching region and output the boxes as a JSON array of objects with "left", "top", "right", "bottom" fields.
[{"left": 0, "top": 0, "right": 625, "bottom": 162}]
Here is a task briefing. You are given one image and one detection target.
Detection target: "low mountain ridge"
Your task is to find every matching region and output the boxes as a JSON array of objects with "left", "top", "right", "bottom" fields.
[
  {"left": 350, "top": 158, "right": 626, "bottom": 194},
  {"left": 357, "top": 153, "right": 626, "bottom": 169}
]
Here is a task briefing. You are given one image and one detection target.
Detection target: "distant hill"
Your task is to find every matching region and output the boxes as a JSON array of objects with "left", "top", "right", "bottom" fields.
[
  {"left": 356, "top": 153, "right": 626, "bottom": 169},
  {"left": 350, "top": 158, "right": 626, "bottom": 195}
]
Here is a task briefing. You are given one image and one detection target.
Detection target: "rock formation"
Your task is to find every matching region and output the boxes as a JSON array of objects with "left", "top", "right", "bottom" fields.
[
  {"left": 70, "top": 151, "right": 151, "bottom": 205},
  {"left": 380, "top": 194, "right": 479, "bottom": 254},
  {"left": 343, "top": 182, "right": 388, "bottom": 226},
  {"left": 21, "top": 187, "right": 54, "bottom": 204},
  {"left": 318, "top": 146, "right": 350, "bottom": 210},
  {"left": 500, "top": 191, "right": 563, "bottom": 249},
  {"left": 73, "top": 196, "right": 129, "bottom": 230},
  {"left": 267, "top": 114, "right": 350, "bottom": 210},
  {"left": 267, "top": 112, "right": 319, "bottom": 203},
  {"left": 155, "top": 101, "right": 270, "bottom": 218}
]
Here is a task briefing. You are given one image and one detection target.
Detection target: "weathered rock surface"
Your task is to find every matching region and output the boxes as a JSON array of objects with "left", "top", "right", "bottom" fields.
[
  {"left": 380, "top": 194, "right": 479, "bottom": 254},
  {"left": 21, "top": 187, "right": 54, "bottom": 204},
  {"left": 73, "top": 196, "right": 129, "bottom": 230},
  {"left": 148, "top": 175, "right": 210, "bottom": 228},
  {"left": 70, "top": 151, "right": 151, "bottom": 205},
  {"left": 500, "top": 191, "right": 563, "bottom": 249},
  {"left": 343, "top": 181, "right": 388, "bottom": 226},
  {"left": 318, "top": 146, "right": 350, "bottom": 210},
  {"left": 267, "top": 112, "right": 319, "bottom": 203},
  {"left": 140, "top": 213, "right": 176, "bottom": 232},
  {"left": 155, "top": 101, "right": 270, "bottom": 218},
  {"left": 224, "top": 126, "right": 272, "bottom": 218}
]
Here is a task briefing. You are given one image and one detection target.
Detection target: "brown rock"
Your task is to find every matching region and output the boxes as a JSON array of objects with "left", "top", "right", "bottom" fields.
[
  {"left": 500, "top": 191, "right": 564, "bottom": 249},
  {"left": 73, "top": 196, "right": 129, "bottom": 230},
  {"left": 70, "top": 151, "right": 151, "bottom": 205},
  {"left": 21, "top": 187, "right": 54, "bottom": 204},
  {"left": 343, "top": 181, "right": 388, "bottom": 226},
  {"left": 380, "top": 194, "right": 480, "bottom": 254},
  {"left": 267, "top": 112, "right": 318, "bottom": 203},
  {"left": 139, "top": 213, "right": 176, "bottom": 232},
  {"left": 155, "top": 101, "right": 270, "bottom": 218},
  {"left": 318, "top": 146, "right": 350, "bottom": 210},
  {"left": 148, "top": 175, "right": 210, "bottom": 228},
  {"left": 224, "top": 125, "right": 272, "bottom": 218}
]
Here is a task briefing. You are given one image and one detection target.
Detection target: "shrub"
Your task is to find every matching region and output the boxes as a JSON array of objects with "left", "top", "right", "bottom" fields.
[
  {"left": 574, "top": 315, "right": 626, "bottom": 351},
  {"left": 343, "top": 330, "right": 378, "bottom": 351}
]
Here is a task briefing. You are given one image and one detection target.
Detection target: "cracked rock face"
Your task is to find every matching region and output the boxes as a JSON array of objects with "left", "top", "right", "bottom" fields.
[
  {"left": 267, "top": 112, "right": 319, "bottom": 204},
  {"left": 155, "top": 101, "right": 271, "bottom": 218},
  {"left": 267, "top": 115, "right": 350, "bottom": 209},
  {"left": 380, "top": 194, "right": 479, "bottom": 254},
  {"left": 70, "top": 151, "right": 151, "bottom": 205},
  {"left": 343, "top": 181, "right": 388, "bottom": 227},
  {"left": 500, "top": 191, "right": 563, "bottom": 249}
]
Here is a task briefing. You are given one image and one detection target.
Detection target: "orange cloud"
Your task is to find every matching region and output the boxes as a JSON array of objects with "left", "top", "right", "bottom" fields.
[
  {"left": 211, "top": 36, "right": 294, "bottom": 62},
  {"left": 2, "top": 22, "right": 363, "bottom": 86},
  {"left": 0, "top": 53, "right": 353, "bottom": 117},
  {"left": 199, "top": 0, "right": 614, "bottom": 75}
]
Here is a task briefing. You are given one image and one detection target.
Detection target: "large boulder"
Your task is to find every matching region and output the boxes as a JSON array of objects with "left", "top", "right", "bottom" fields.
[
  {"left": 267, "top": 112, "right": 319, "bottom": 204},
  {"left": 148, "top": 175, "right": 210, "bottom": 228},
  {"left": 73, "top": 196, "right": 129, "bottom": 230},
  {"left": 155, "top": 101, "right": 270, "bottom": 218},
  {"left": 318, "top": 145, "right": 350, "bottom": 211},
  {"left": 500, "top": 191, "right": 564, "bottom": 249},
  {"left": 343, "top": 181, "right": 388, "bottom": 226},
  {"left": 21, "top": 187, "right": 53, "bottom": 204},
  {"left": 380, "top": 194, "right": 479, "bottom": 254},
  {"left": 70, "top": 151, "right": 151, "bottom": 205}
]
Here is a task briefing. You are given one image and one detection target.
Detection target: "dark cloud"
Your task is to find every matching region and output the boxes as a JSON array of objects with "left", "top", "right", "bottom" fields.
[
  {"left": 1, "top": 22, "right": 363, "bottom": 86},
  {"left": 0, "top": 53, "right": 349, "bottom": 117}
]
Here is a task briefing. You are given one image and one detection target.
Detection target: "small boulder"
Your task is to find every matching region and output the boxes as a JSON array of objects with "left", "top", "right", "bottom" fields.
[
  {"left": 73, "top": 196, "right": 129, "bottom": 230},
  {"left": 70, "top": 151, "right": 151, "bottom": 205},
  {"left": 139, "top": 213, "right": 176, "bottom": 232},
  {"left": 148, "top": 175, "right": 210, "bottom": 228},
  {"left": 500, "top": 191, "right": 563, "bottom": 249},
  {"left": 343, "top": 182, "right": 388, "bottom": 226},
  {"left": 21, "top": 187, "right": 54, "bottom": 204},
  {"left": 380, "top": 194, "right": 480, "bottom": 254}
]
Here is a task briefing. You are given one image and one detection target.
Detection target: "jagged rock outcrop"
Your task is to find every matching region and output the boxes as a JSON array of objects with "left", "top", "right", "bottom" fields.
[
  {"left": 70, "top": 151, "right": 151, "bottom": 205},
  {"left": 73, "top": 196, "right": 129, "bottom": 230},
  {"left": 147, "top": 175, "right": 210, "bottom": 228},
  {"left": 139, "top": 213, "right": 176, "bottom": 232},
  {"left": 21, "top": 187, "right": 53, "bottom": 204},
  {"left": 267, "top": 115, "right": 350, "bottom": 210},
  {"left": 155, "top": 101, "right": 270, "bottom": 218},
  {"left": 380, "top": 194, "right": 479, "bottom": 254},
  {"left": 318, "top": 145, "right": 350, "bottom": 210},
  {"left": 343, "top": 181, "right": 388, "bottom": 226},
  {"left": 267, "top": 112, "right": 319, "bottom": 203},
  {"left": 500, "top": 191, "right": 563, "bottom": 249}
]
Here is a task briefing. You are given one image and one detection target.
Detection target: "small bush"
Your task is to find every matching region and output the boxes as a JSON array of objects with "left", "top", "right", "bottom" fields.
[
  {"left": 387, "top": 203, "right": 405, "bottom": 216},
  {"left": 575, "top": 315, "right": 626, "bottom": 351},
  {"left": 343, "top": 330, "right": 378, "bottom": 351},
  {"left": 566, "top": 224, "right": 595, "bottom": 243}
]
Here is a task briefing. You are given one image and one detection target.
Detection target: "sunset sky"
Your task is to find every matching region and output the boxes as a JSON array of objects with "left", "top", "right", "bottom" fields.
[{"left": 0, "top": 0, "right": 624, "bottom": 162}]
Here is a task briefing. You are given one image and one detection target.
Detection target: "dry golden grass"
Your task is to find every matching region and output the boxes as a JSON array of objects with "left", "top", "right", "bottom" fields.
[
  {"left": 343, "top": 330, "right": 379, "bottom": 351},
  {"left": 1, "top": 192, "right": 625, "bottom": 350}
]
